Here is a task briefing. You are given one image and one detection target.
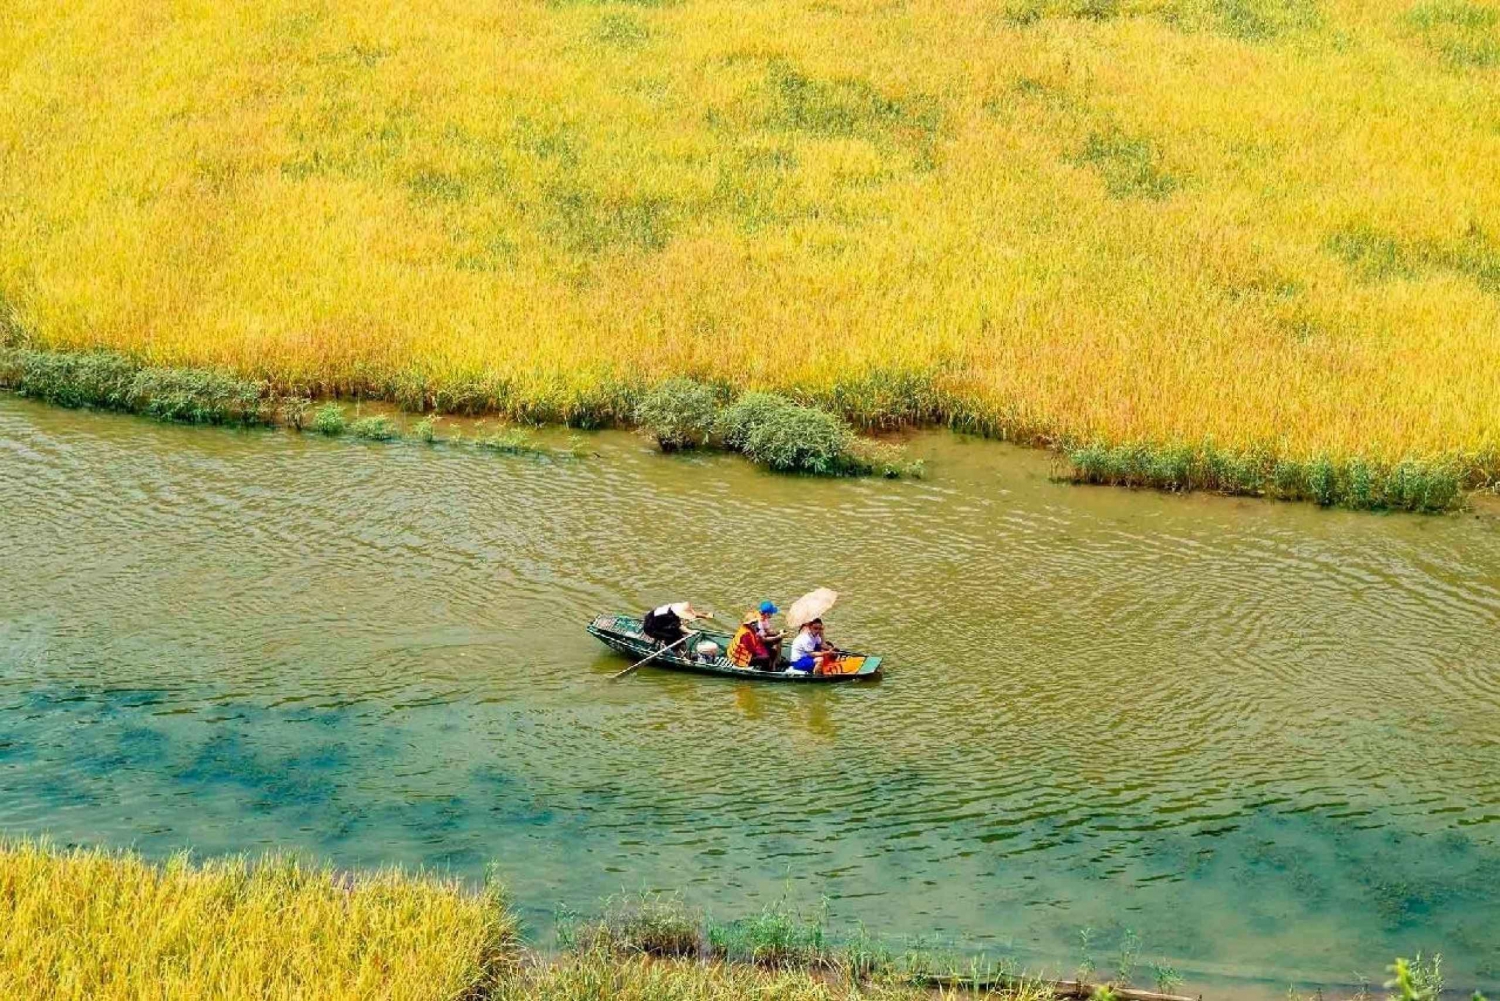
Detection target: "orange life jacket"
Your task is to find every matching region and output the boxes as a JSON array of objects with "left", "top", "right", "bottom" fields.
[{"left": 727, "top": 624, "right": 769, "bottom": 667}]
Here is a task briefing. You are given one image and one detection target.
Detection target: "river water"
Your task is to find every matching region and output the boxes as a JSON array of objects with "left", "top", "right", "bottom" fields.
[{"left": 3, "top": 396, "right": 1499, "bottom": 993}]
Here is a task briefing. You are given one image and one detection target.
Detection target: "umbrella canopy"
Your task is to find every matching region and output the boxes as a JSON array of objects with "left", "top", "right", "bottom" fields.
[{"left": 786, "top": 588, "right": 838, "bottom": 630}]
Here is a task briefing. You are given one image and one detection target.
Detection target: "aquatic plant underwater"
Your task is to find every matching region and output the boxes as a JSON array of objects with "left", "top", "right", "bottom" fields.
[{"left": 2, "top": 0, "right": 1498, "bottom": 505}]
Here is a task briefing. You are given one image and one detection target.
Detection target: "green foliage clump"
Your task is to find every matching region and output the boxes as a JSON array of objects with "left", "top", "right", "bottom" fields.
[
  {"left": 0, "top": 348, "right": 268, "bottom": 425},
  {"left": 634, "top": 377, "right": 722, "bottom": 451},
  {"left": 1150, "top": 959, "right": 1184, "bottom": 994},
  {"left": 6, "top": 350, "right": 138, "bottom": 409},
  {"left": 717, "top": 392, "right": 856, "bottom": 474},
  {"left": 349, "top": 414, "right": 398, "bottom": 440},
  {"left": 412, "top": 416, "right": 439, "bottom": 442},
  {"left": 129, "top": 367, "right": 267, "bottom": 424},
  {"left": 312, "top": 403, "right": 347, "bottom": 435}
]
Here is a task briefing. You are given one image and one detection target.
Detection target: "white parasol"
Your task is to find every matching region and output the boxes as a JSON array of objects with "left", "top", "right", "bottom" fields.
[{"left": 785, "top": 588, "right": 838, "bottom": 630}]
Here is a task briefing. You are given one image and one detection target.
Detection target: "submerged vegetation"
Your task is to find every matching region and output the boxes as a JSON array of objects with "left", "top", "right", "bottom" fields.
[{"left": 1, "top": 0, "right": 1497, "bottom": 502}]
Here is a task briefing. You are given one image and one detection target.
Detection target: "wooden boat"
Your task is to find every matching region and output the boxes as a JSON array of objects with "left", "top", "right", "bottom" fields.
[{"left": 588, "top": 613, "right": 883, "bottom": 682}]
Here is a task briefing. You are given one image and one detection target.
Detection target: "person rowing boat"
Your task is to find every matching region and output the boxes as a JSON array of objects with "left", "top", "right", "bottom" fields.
[{"left": 640, "top": 602, "right": 713, "bottom": 648}]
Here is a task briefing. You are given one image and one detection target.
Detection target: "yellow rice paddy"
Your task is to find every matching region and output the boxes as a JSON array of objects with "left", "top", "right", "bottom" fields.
[
  {"left": 0, "top": 839, "right": 512, "bottom": 1001},
  {"left": 2, "top": 0, "right": 1498, "bottom": 460}
]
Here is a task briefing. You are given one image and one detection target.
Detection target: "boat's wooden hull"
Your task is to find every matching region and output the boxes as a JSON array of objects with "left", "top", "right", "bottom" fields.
[{"left": 588, "top": 614, "right": 883, "bottom": 682}]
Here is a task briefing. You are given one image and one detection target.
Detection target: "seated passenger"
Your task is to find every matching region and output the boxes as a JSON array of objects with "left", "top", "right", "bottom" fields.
[
  {"left": 753, "top": 601, "right": 785, "bottom": 666},
  {"left": 787, "top": 618, "right": 838, "bottom": 674},
  {"left": 727, "top": 613, "right": 775, "bottom": 670}
]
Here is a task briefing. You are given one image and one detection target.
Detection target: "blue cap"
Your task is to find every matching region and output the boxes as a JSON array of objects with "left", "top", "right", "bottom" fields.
[{"left": 759, "top": 601, "right": 778, "bottom": 615}]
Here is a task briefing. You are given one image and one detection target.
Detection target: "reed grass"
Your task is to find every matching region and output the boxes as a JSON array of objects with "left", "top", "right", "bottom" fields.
[{"left": 1, "top": 0, "right": 1496, "bottom": 493}]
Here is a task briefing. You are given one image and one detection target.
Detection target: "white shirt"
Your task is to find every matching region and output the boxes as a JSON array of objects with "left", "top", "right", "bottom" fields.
[{"left": 790, "top": 630, "right": 824, "bottom": 661}]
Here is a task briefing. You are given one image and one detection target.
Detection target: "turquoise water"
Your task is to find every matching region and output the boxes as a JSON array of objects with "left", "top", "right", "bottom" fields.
[{"left": 3, "top": 396, "right": 1500, "bottom": 993}]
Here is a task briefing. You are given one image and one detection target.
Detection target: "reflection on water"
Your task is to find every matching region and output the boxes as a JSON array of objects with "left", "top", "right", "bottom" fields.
[{"left": 3, "top": 397, "right": 1500, "bottom": 993}]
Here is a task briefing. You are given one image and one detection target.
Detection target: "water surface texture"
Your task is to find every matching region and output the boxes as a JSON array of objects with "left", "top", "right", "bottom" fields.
[{"left": 3, "top": 397, "right": 1500, "bottom": 991}]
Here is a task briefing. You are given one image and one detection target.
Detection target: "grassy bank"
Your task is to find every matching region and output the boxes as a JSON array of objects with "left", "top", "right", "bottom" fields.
[
  {"left": 0, "top": 345, "right": 922, "bottom": 476},
  {"left": 0, "top": 839, "right": 1076, "bottom": 1001},
  {"left": 0, "top": 344, "right": 1478, "bottom": 508},
  {"left": 3, "top": 0, "right": 1498, "bottom": 492}
]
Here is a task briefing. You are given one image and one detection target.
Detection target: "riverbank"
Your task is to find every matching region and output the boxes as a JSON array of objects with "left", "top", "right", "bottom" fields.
[
  {"left": 0, "top": 839, "right": 1137, "bottom": 1000},
  {"left": 0, "top": 344, "right": 1481, "bottom": 510}
]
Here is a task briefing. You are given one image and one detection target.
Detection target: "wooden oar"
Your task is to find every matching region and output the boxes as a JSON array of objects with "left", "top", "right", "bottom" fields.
[{"left": 611, "top": 630, "right": 698, "bottom": 681}]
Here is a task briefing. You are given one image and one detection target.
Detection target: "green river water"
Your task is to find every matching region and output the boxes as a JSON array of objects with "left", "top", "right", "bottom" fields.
[{"left": 3, "top": 396, "right": 1500, "bottom": 994}]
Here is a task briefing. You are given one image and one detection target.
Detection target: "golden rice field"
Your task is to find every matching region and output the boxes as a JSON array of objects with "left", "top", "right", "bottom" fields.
[
  {"left": 2, "top": 0, "right": 1499, "bottom": 461},
  {"left": 0, "top": 839, "right": 513, "bottom": 1001}
]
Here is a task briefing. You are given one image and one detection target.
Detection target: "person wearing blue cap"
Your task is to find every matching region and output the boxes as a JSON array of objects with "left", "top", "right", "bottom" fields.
[{"left": 752, "top": 601, "right": 785, "bottom": 668}]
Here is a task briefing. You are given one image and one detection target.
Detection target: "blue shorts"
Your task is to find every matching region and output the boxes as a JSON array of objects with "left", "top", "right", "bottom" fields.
[{"left": 789, "top": 655, "right": 817, "bottom": 672}]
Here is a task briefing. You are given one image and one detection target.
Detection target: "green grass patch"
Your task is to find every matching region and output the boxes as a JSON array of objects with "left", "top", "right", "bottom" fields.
[
  {"left": 312, "top": 402, "right": 347, "bottom": 435},
  {"left": 1071, "top": 127, "right": 1178, "bottom": 200},
  {"left": 764, "top": 61, "right": 941, "bottom": 144},
  {"left": 1409, "top": 1, "right": 1500, "bottom": 68},
  {"left": 1328, "top": 221, "right": 1500, "bottom": 295},
  {"left": 1003, "top": 0, "right": 1120, "bottom": 25},
  {"left": 1211, "top": 0, "right": 1321, "bottom": 41},
  {"left": 594, "top": 12, "right": 651, "bottom": 45},
  {"left": 1064, "top": 440, "right": 1466, "bottom": 511},
  {"left": 545, "top": 188, "right": 679, "bottom": 255}
]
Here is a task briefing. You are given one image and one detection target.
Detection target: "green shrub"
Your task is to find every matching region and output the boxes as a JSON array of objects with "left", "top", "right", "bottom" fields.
[
  {"left": 718, "top": 392, "right": 856, "bottom": 474},
  {"left": 1067, "top": 442, "right": 1111, "bottom": 482},
  {"left": 634, "top": 377, "right": 721, "bottom": 451},
  {"left": 412, "top": 416, "right": 439, "bottom": 443},
  {"left": 312, "top": 403, "right": 346, "bottom": 435},
  {"left": 716, "top": 392, "right": 786, "bottom": 450},
  {"left": 349, "top": 414, "right": 398, "bottom": 440}
]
